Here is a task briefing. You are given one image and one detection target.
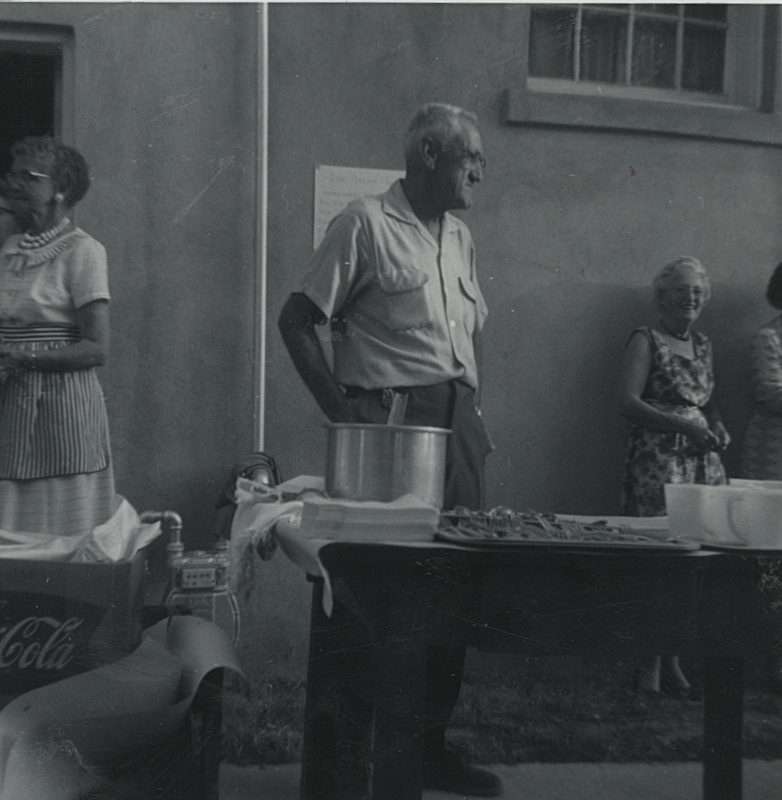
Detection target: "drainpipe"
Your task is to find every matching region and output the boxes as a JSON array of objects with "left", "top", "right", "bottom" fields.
[{"left": 253, "top": 2, "right": 269, "bottom": 451}]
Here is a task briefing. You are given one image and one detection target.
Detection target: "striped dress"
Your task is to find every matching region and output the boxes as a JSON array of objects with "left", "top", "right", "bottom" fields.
[
  {"left": 739, "top": 315, "right": 782, "bottom": 480},
  {"left": 0, "top": 228, "right": 114, "bottom": 536}
]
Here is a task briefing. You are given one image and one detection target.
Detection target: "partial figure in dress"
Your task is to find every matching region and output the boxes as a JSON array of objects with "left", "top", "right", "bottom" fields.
[
  {"left": 617, "top": 256, "right": 729, "bottom": 698},
  {"left": 738, "top": 260, "right": 782, "bottom": 692},
  {"left": 739, "top": 261, "right": 782, "bottom": 481},
  {"left": 0, "top": 137, "right": 114, "bottom": 537},
  {"left": 0, "top": 186, "right": 23, "bottom": 249}
]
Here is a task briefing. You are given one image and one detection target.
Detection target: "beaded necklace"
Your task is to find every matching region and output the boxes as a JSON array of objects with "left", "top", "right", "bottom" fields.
[{"left": 19, "top": 217, "right": 71, "bottom": 250}]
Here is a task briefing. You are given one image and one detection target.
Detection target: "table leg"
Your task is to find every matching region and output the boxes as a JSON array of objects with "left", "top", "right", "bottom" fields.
[
  {"left": 300, "top": 580, "right": 374, "bottom": 800},
  {"left": 703, "top": 657, "right": 744, "bottom": 800}
]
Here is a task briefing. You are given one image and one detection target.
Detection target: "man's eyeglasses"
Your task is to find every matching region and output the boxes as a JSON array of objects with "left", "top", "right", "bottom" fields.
[
  {"left": 5, "top": 169, "right": 51, "bottom": 186},
  {"left": 444, "top": 146, "right": 486, "bottom": 171}
]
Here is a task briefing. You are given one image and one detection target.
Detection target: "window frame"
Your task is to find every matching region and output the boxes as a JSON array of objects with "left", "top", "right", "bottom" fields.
[
  {"left": 529, "top": 4, "right": 732, "bottom": 98},
  {"left": 0, "top": 23, "right": 74, "bottom": 144},
  {"left": 507, "top": 4, "right": 781, "bottom": 146}
]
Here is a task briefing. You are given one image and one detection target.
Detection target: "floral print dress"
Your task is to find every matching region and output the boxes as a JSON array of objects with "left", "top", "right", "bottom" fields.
[{"left": 622, "top": 326, "right": 727, "bottom": 517}]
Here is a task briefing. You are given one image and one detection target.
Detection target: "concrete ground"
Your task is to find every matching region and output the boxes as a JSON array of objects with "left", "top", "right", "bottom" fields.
[{"left": 219, "top": 760, "right": 782, "bottom": 799}]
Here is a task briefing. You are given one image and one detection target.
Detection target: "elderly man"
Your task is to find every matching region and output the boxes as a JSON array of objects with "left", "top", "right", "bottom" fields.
[{"left": 279, "top": 103, "right": 499, "bottom": 797}]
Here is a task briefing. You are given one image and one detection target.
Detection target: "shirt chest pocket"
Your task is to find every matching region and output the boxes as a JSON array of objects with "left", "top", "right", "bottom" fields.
[
  {"left": 456, "top": 275, "right": 478, "bottom": 331},
  {"left": 458, "top": 275, "right": 477, "bottom": 303},
  {"left": 371, "top": 260, "right": 433, "bottom": 332}
]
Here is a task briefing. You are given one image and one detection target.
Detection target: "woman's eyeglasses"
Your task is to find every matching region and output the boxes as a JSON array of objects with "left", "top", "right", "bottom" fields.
[{"left": 5, "top": 169, "right": 51, "bottom": 186}]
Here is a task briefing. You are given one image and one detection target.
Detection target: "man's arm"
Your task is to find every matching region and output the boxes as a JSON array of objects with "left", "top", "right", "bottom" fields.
[
  {"left": 278, "top": 293, "right": 362, "bottom": 423},
  {"left": 473, "top": 327, "right": 483, "bottom": 406}
]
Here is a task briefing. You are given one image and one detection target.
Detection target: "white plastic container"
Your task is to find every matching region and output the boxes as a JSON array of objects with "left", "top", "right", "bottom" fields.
[
  {"left": 729, "top": 478, "right": 782, "bottom": 491},
  {"left": 665, "top": 483, "right": 782, "bottom": 548}
]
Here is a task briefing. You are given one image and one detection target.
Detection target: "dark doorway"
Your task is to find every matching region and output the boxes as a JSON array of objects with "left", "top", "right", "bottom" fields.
[{"left": 0, "top": 51, "right": 58, "bottom": 175}]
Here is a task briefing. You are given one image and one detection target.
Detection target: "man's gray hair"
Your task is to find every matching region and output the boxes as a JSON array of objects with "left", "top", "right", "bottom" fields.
[
  {"left": 652, "top": 256, "right": 711, "bottom": 309},
  {"left": 403, "top": 102, "right": 478, "bottom": 167}
]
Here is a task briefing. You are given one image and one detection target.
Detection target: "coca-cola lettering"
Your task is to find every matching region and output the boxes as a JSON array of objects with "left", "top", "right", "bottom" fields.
[{"left": 0, "top": 616, "right": 83, "bottom": 671}]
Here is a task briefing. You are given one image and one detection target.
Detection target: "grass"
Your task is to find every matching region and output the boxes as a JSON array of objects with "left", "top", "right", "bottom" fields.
[
  {"left": 81, "top": 654, "right": 781, "bottom": 797},
  {"left": 222, "top": 675, "right": 306, "bottom": 766},
  {"left": 221, "top": 654, "right": 782, "bottom": 767}
]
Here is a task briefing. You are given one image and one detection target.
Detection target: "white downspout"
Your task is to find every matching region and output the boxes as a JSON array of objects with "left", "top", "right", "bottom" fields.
[{"left": 254, "top": 2, "right": 269, "bottom": 451}]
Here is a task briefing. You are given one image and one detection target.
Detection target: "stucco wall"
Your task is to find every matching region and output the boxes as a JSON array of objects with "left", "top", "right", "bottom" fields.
[
  {"left": 2, "top": 3, "right": 780, "bottom": 681},
  {"left": 265, "top": 3, "right": 782, "bottom": 518},
  {"left": 0, "top": 3, "right": 260, "bottom": 548}
]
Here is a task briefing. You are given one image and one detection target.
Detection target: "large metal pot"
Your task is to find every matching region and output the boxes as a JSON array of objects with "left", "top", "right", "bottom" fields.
[{"left": 325, "top": 423, "right": 451, "bottom": 509}]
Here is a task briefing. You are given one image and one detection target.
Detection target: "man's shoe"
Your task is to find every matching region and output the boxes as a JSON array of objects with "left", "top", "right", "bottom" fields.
[{"left": 423, "top": 748, "right": 502, "bottom": 797}]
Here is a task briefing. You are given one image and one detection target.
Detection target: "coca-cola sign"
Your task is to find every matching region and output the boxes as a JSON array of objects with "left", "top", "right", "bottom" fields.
[
  {"left": 0, "top": 592, "right": 105, "bottom": 694},
  {"left": 0, "top": 615, "right": 84, "bottom": 672}
]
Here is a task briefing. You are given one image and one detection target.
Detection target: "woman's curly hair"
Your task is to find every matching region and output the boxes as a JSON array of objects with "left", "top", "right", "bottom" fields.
[
  {"left": 766, "top": 262, "right": 782, "bottom": 310},
  {"left": 10, "top": 136, "right": 90, "bottom": 207}
]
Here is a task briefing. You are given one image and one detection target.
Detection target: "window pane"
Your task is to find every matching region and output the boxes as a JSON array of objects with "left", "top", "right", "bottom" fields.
[
  {"left": 642, "top": 4, "right": 678, "bottom": 16},
  {"left": 631, "top": 18, "right": 677, "bottom": 88},
  {"left": 529, "top": 6, "right": 577, "bottom": 79},
  {"left": 0, "top": 52, "right": 57, "bottom": 176},
  {"left": 580, "top": 9, "right": 627, "bottom": 83},
  {"left": 682, "top": 23, "right": 725, "bottom": 93},
  {"left": 684, "top": 4, "right": 727, "bottom": 22}
]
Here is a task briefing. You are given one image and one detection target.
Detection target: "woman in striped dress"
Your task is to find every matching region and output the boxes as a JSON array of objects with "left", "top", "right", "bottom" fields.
[{"left": 0, "top": 137, "right": 113, "bottom": 536}]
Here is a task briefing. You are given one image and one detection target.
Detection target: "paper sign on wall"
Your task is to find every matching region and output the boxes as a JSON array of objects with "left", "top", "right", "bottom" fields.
[{"left": 313, "top": 165, "right": 404, "bottom": 249}]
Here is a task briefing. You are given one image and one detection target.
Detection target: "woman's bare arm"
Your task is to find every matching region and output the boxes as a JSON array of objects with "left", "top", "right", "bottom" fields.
[
  {"left": 0, "top": 299, "right": 109, "bottom": 375},
  {"left": 616, "top": 330, "right": 720, "bottom": 450}
]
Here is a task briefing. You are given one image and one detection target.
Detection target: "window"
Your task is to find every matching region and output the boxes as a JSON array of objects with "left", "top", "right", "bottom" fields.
[
  {"left": 505, "top": 4, "right": 781, "bottom": 146},
  {"left": 529, "top": 4, "right": 728, "bottom": 96},
  {"left": 0, "top": 25, "right": 72, "bottom": 175}
]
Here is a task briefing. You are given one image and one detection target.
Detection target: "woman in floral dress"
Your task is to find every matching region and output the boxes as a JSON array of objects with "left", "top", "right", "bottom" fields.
[{"left": 617, "top": 256, "right": 729, "bottom": 695}]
